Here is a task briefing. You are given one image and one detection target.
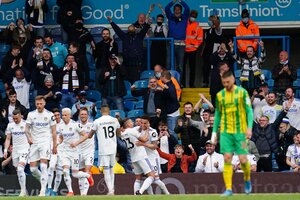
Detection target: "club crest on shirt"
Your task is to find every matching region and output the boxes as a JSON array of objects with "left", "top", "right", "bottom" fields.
[
  {"left": 44, "top": 117, "right": 48, "bottom": 121},
  {"left": 69, "top": 127, "right": 72, "bottom": 131},
  {"left": 20, "top": 126, "right": 24, "bottom": 130}
]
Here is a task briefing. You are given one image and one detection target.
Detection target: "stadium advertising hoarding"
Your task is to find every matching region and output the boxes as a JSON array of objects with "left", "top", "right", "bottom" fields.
[{"left": 0, "top": 0, "right": 299, "bottom": 28}]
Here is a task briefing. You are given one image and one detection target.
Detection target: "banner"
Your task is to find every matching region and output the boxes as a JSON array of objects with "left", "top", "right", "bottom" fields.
[{"left": 0, "top": 0, "right": 299, "bottom": 28}]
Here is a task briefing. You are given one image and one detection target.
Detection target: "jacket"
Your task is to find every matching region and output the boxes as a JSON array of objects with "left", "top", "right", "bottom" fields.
[
  {"left": 157, "top": 148, "right": 197, "bottom": 173},
  {"left": 235, "top": 19, "right": 260, "bottom": 52},
  {"left": 37, "top": 85, "right": 62, "bottom": 111},
  {"left": 161, "top": 81, "right": 180, "bottom": 115},
  {"left": 3, "top": 100, "right": 28, "bottom": 121},
  {"left": 157, "top": 77, "right": 181, "bottom": 100},
  {"left": 25, "top": 0, "right": 49, "bottom": 26},
  {"left": 56, "top": 0, "right": 82, "bottom": 31},
  {"left": 272, "top": 62, "right": 297, "bottom": 92},
  {"left": 185, "top": 21, "right": 203, "bottom": 52},
  {"left": 195, "top": 152, "right": 224, "bottom": 173}
]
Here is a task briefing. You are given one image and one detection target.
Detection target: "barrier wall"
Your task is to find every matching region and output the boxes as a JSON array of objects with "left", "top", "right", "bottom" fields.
[{"left": 1, "top": 173, "right": 300, "bottom": 196}]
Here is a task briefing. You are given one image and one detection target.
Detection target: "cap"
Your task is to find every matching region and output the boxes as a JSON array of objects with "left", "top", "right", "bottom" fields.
[
  {"left": 241, "top": 9, "right": 249, "bottom": 18},
  {"left": 44, "top": 75, "right": 54, "bottom": 83},
  {"left": 282, "top": 118, "right": 289, "bottom": 124},
  {"left": 205, "top": 140, "right": 213, "bottom": 145},
  {"left": 78, "top": 90, "right": 87, "bottom": 96}
]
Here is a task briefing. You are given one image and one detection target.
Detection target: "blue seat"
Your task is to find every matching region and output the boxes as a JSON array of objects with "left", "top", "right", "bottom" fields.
[
  {"left": 124, "top": 100, "right": 135, "bottom": 112},
  {"left": 127, "top": 109, "right": 144, "bottom": 119},
  {"left": 297, "top": 69, "right": 300, "bottom": 78},
  {"left": 235, "top": 79, "right": 241, "bottom": 86},
  {"left": 293, "top": 79, "right": 300, "bottom": 88},
  {"left": 50, "top": 27, "right": 62, "bottom": 43},
  {"left": 86, "top": 90, "right": 101, "bottom": 102},
  {"left": 133, "top": 80, "right": 148, "bottom": 89},
  {"left": 0, "top": 44, "right": 10, "bottom": 54},
  {"left": 266, "top": 79, "right": 274, "bottom": 88},
  {"left": 0, "top": 81, "right": 5, "bottom": 93},
  {"left": 90, "top": 26, "right": 106, "bottom": 43},
  {"left": 110, "top": 109, "right": 126, "bottom": 119},
  {"left": 169, "top": 70, "right": 180, "bottom": 83},
  {"left": 140, "top": 70, "right": 154, "bottom": 80},
  {"left": 135, "top": 100, "right": 144, "bottom": 109},
  {"left": 234, "top": 69, "right": 241, "bottom": 78},
  {"left": 123, "top": 80, "right": 136, "bottom": 100},
  {"left": 95, "top": 100, "right": 102, "bottom": 108},
  {"left": 95, "top": 109, "right": 101, "bottom": 119},
  {"left": 86, "top": 52, "right": 95, "bottom": 65},
  {"left": 114, "top": 32, "right": 127, "bottom": 54},
  {"left": 262, "top": 69, "right": 272, "bottom": 80}
]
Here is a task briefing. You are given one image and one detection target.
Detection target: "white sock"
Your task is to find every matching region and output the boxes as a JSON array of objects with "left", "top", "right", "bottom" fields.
[
  {"left": 78, "top": 178, "right": 85, "bottom": 195},
  {"left": 53, "top": 168, "right": 63, "bottom": 192},
  {"left": 154, "top": 178, "right": 169, "bottom": 194},
  {"left": 40, "top": 163, "right": 48, "bottom": 193},
  {"left": 17, "top": 165, "right": 26, "bottom": 193},
  {"left": 109, "top": 167, "right": 115, "bottom": 193},
  {"left": 146, "top": 185, "right": 154, "bottom": 195},
  {"left": 30, "top": 166, "right": 41, "bottom": 180},
  {"left": 63, "top": 168, "right": 73, "bottom": 192},
  {"left": 47, "top": 155, "right": 57, "bottom": 189},
  {"left": 104, "top": 167, "right": 112, "bottom": 193},
  {"left": 140, "top": 176, "right": 154, "bottom": 194},
  {"left": 134, "top": 180, "right": 141, "bottom": 194},
  {"left": 82, "top": 178, "right": 89, "bottom": 195},
  {"left": 73, "top": 171, "right": 90, "bottom": 179}
]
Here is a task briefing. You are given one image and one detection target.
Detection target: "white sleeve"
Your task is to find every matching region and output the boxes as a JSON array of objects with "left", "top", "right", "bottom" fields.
[
  {"left": 195, "top": 156, "right": 204, "bottom": 173},
  {"left": 115, "top": 118, "right": 120, "bottom": 129},
  {"left": 218, "top": 154, "right": 224, "bottom": 172},
  {"left": 92, "top": 120, "right": 97, "bottom": 131},
  {"left": 5, "top": 124, "right": 11, "bottom": 135},
  {"left": 286, "top": 146, "right": 292, "bottom": 157},
  {"left": 26, "top": 113, "right": 32, "bottom": 125},
  {"left": 249, "top": 154, "right": 257, "bottom": 165},
  {"left": 131, "top": 129, "right": 141, "bottom": 138}
]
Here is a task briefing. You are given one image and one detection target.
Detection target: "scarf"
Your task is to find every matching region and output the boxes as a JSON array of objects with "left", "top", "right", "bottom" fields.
[
  {"left": 62, "top": 68, "right": 79, "bottom": 92},
  {"left": 240, "top": 56, "right": 265, "bottom": 82},
  {"left": 29, "top": 0, "right": 44, "bottom": 24}
]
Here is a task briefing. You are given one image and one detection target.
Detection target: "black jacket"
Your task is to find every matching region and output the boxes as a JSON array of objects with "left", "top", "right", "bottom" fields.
[
  {"left": 252, "top": 110, "right": 287, "bottom": 155},
  {"left": 3, "top": 100, "right": 28, "bottom": 121},
  {"left": 99, "top": 64, "right": 127, "bottom": 98},
  {"left": 37, "top": 86, "right": 62, "bottom": 111},
  {"left": 93, "top": 39, "right": 118, "bottom": 69},
  {"left": 25, "top": 0, "right": 49, "bottom": 26},
  {"left": 161, "top": 81, "right": 180, "bottom": 115},
  {"left": 56, "top": 0, "right": 82, "bottom": 31}
]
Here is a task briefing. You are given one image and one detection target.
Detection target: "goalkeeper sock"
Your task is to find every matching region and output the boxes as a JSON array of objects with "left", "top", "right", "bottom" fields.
[
  {"left": 241, "top": 161, "right": 251, "bottom": 181},
  {"left": 223, "top": 162, "right": 233, "bottom": 190}
]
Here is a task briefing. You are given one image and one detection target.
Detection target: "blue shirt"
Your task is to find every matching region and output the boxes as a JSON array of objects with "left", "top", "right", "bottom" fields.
[{"left": 45, "top": 42, "right": 68, "bottom": 68}]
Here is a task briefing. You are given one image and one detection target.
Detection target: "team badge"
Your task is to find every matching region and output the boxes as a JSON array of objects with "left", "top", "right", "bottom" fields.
[
  {"left": 69, "top": 127, "right": 72, "bottom": 131},
  {"left": 44, "top": 117, "right": 48, "bottom": 121},
  {"left": 20, "top": 126, "right": 24, "bottom": 130}
]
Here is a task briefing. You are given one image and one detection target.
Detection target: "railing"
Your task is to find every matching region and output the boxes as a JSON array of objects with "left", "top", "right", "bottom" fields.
[
  {"left": 233, "top": 35, "right": 290, "bottom": 71},
  {"left": 144, "top": 37, "right": 175, "bottom": 70}
]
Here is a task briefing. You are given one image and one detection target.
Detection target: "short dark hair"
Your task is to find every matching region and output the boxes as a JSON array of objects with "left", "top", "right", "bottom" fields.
[
  {"left": 221, "top": 71, "right": 234, "bottom": 79},
  {"left": 218, "top": 62, "right": 229, "bottom": 69},
  {"left": 8, "top": 89, "right": 16, "bottom": 96},
  {"left": 69, "top": 41, "right": 80, "bottom": 49},
  {"left": 141, "top": 115, "right": 151, "bottom": 122},
  {"left": 158, "top": 120, "right": 168, "bottom": 127},
  {"left": 34, "top": 36, "right": 44, "bottom": 42},
  {"left": 286, "top": 87, "right": 296, "bottom": 94},
  {"left": 184, "top": 101, "right": 193, "bottom": 107},
  {"left": 156, "top": 14, "right": 164, "bottom": 19},
  {"left": 174, "top": 4, "right": 182, "bottom": 11},
  {"left": 52, "top": 108, "right": 60, "bottom": 113},
  {"left": 161, "top": 70, "right": 171, "bottom": 80},
  {"left": 203, "top": 109, "right": 211, "bottom": 114},
  {"left": 12, "top": 108, "right": 21, "bottom": 115},
  {"left": 101, "top": 28, "right": 110, "bottom": 34},
  {"left": 268, "top": 91, "right": 277, "bottom": 98},
  {"left": 44, "top": 33, "right": 53, "bottom": 39}
]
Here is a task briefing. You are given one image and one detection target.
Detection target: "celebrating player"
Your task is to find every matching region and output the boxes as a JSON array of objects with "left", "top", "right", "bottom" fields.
[
  {"left": 211, "top": 71, "right": 253, "bottom": 196},
  {"left": 4, "top": 109, "right": 30, "bottom": 196},
  {"left": 25, "top": 96, "right": 57, "bottom": 196}
]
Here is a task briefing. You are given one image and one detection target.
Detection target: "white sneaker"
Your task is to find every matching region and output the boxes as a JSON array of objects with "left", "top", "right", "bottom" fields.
[
  {"left": 107, "top": 191, "right": 115, "bottom": 196},
  {"left": 38, "top": 191, "right": 46, "bottom": 197},
  {"left": 19, "top": 191, "right": 27, "bottom": 197}
]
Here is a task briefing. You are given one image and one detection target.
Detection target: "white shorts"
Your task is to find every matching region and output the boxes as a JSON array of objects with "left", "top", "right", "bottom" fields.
[
  {"left": 30, "top": 143, "right": 51, "bottom": 162},
  {"left": 132, "top": 158, "right": 153, "bottom": 175},
  {"left": 98, "top": 154, "right": 115, "bottom": 168},
  {"left": 79, "top": 152, "right": 95, "bottom": 169},
  {"left": 12, "top": 148, "right": 30, "bottom": 167},
  {"left": 60, "top": 151, "right": 80, "bottom": 171},
  {"left": 150, "top": 157, "right": 162, "bottom": 175}
]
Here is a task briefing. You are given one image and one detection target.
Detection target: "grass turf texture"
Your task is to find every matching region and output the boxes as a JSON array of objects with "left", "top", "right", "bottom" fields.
[{"left": 0, "top": 194, "right": 299, "bottom": 200}]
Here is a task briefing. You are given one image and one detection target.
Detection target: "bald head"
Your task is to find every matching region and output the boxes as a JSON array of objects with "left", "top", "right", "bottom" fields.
[{"left": 279, "top": 51, "right": 288, "bottom": 62}]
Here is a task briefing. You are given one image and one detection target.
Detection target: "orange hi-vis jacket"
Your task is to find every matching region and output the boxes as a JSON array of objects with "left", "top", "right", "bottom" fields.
[
  {"left": 185, "top": 21, "right": 203, "bottom": 52},
  {"left": 157, "top": 77, "right": 182, "bottom": 100},
  {"left": 235, "top": 19, "right": 260, "bottom": 53}
]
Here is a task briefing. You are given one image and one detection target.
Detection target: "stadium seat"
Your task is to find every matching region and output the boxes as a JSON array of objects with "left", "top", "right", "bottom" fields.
[
  {"left": 266, "top": 79, "right": 274, "bottom": 88},
  {"left": 124, "top": 100, "right": 135, "bottom": 112},
  {"left": 133, "top": 80, "right": 148, "bottom": 89},
  {"left": 262, "top": 69, "right": 272, "bottom": 80},
  {"left": 90, "top": 26, "right": 106, "bottom": 43},
  {"left": 297, "top": 69, "right": 300, "bottom": 78},
  {"left": 123, "top": 80, "right": 136, "bottom": 100},
  {"left": 95, "top": 109, "right": 101, "bottom": 119},
  {"left": 86, "top": 52, "right": 95, "bottom": 66},
  {"left": 293, "top": 79, "right": 300, "bottom": 98},
  {"left": 127, "top": 109, "right": 144, "bottom": 119},
  {"left": 135, "top": 100, "right": 144, "bottom": 109},
  {"left": 234, "top": 69, "right": 241, "bottom": 78},
  {"left": 140, "top": 70, "right": 154, "bottom": 80},
  {"left": 90, "top": 63, "right": 96, "bottom": 71},
  {"left": 0, "top": 81, "right": 5, "bottom": 93},
  {"left": 235, "top": 79, "right": 241, "bottom": 86},
  {"left": 169, "top": 70, "right": 180, "bottom": 83},
  {"left": 110, "top": 109, "right": 126, "bottom": 119},
  {"left": 86, "top": 90, "right": 101, "bottom": 102},
  {"left": 50, "top": 27, "right": 62, "bottom": 43},
  {"left": 95, "top": 100, "right": 102, "bottom": 109},
  {"left": 0, "top": 44, "right": 10, "bottom": 54},
  {"left": 114, "top": 32, "right": 127, "bottom": 54}
]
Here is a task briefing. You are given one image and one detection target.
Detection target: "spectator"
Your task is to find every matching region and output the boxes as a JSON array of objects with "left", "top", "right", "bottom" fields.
[
  {"left": 251, "top": 108, "right": 290, "bottom": 172},
  {"left": 235, "top": 9, "right": 260, "bottom": 55},
  {"left": 99, "top": 54, "right": 126, "bottom": 110},
  {"left": 37, "top": 75, "right": 62, "bottom": 111},
  {"left": 272, "top": 51, "right": 297, "bottom": 94},
  {"left": 44, "top": 34, "right": 68, "bottom": 69},
  {"left": 31, "top": 48, "right": 60, "bottom": 91},
  {"left": 25, "top": 0, "right": 49, "bottom": 37},
  {"left": 2, "top": 19, "right": 33, "bottom": 44},
  {"left": 174, "top": 102, "right": 201, "bottom": 156},
  {"left": 56, "top": 0, "right": 83, "bottom": 43},
  {"left": 157, "top": 144, "right": 197, "bottom": 173},
  {"left": 71, "top": 90, "right": 97, "bottom": 121},
  {"left": 16, "top": 32, "right": 33, "bottom": 62},
  {"left": 195, "top": 140, "right": 224, "bottom": 173},
  {"left": 232, "top": 153, "right": 257, "bottom": 172},
  {"left": 165, "top": 0, "right": 189, "bottom": 76},
  {"left": 2, "top": 89, "right": 28, "bottom": 122},
  {"left": 258, "top": 92, "right": 282, "bottom": 123},
  {"left": 283, "top": 87, "right": 300, "bottom": 130},
  {"left": 183, "top": 10, "right": 203, "bottom": 88},
  {"left": 158, "top": 70, "right": 180, "bottom": 141},
  {"left": 149, "top": 14, "right": 168, "bottom": 68},
  {"left": 229, "top": 40, "right": 266, "bottom": 95},
  {"left": 68, "top": 17, "right": 96, "bottom": 56},
  {"left": 194, "top": 93, "right": 215, "bottom": 115},
  {"left": 201, "top": 14, "right": 229, "bottom": 87},
  {"left": 0, "top": 44, "right": 25, "bottom": 86},
  {"left": 276, "top": 118, "right": 297, "bottom": 171},
  {"left": 60, "top": 54, "right": 84, "bottom": 108},
  {"left": 209, "top": 59, "right": 233, "bottom": 106},
  {"left": 10, "top": 69, "right": 31, "bottom": 110},
  {"left": 251, "top": 85, "right": 268, "bottom": 122},
  {"left": 0, "top": 145, "right": 16, "bottom": 175},
  {"left": 107, "top": 16, "right": 150, "bottom": 84},
  {"left": 27, "top": 36, "right": 44, "bottom": 70},
  {"left": 154, "top": 64, "right": 181, "bottom": 100},
  {"left": 93, "top": 28, "right": 118, "bottom": 90},
  {"left": 68, "top": 42, "right": 89, "bottom": 90},
  {"left": 286, "top": 132, "right": 300, "bottom": 172},
  {"left": 157, "top": 121, "right": 177, "bottom": 173}
]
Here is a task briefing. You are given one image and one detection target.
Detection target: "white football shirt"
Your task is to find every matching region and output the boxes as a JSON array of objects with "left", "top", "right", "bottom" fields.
[
  {"left": 79, "top": 121, "right": 95, "bottom": 154},
  {"left": 232, "top": 154, "right": 257, "bottom": 173},
  {"left": 57, "top": 121, "right": 82, "bottom": 153},
  {"left": 26, "top": 109, "right": 56, "bottom": 144},
  {"left": 283, "top": 99, "right": 300, "bottom": 130},
  {"left": 139, "top": 127, "right": 160, "bottom": 159},
  {"left": 12, "top": 77, "right": 31, "bottom": 109},
  {"left": 5, "top": 121, "right": 30, "bottom": 151},
  {"left": 92, "top": 115, "right": 120, "bottom": 155}
]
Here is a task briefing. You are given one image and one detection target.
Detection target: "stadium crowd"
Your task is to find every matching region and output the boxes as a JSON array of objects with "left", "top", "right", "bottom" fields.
[{"left": 0, "top": 0, "right": 299, "bottom": 197}]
